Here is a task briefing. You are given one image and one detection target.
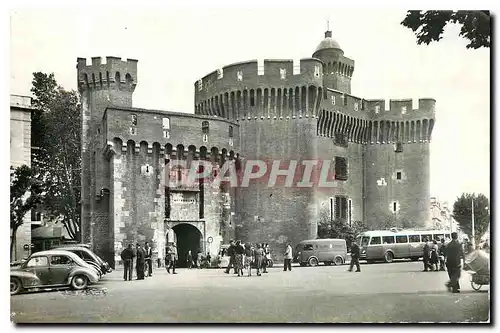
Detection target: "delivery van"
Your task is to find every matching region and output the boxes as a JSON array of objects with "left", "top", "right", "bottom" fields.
[{"left": 294, "top": 239, "right": 347, "bottom": 267}]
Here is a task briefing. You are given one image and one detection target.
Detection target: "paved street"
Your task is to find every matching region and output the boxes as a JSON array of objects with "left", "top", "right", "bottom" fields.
[{"left": 11, "top": 261, "right": 489, "bottom": 323}]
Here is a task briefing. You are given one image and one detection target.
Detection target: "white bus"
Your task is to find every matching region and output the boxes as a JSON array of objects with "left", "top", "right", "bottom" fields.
[{"left": 355, "top": 229, "right": 452, "bottom": 263}]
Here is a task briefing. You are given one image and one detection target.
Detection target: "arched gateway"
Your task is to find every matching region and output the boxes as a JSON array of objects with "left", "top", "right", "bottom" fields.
[{"left": 166, "top": 222, "right": 204, "bottom": 268}]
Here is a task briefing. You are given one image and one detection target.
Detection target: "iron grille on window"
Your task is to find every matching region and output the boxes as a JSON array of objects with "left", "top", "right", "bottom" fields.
[
  {"left": 334, "top": 196, "right": 348, "bottom": 220},
  {"left": 334, "top": 133, "right": 348, "bottom": 147},
  {"left": 335, "top": 156, "right": 348, "bottom": 181}
]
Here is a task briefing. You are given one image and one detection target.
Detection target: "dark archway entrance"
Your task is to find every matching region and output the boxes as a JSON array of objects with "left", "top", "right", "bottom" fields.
[{"left": 172, "top": 223, "right": 202, "bottom": 268}]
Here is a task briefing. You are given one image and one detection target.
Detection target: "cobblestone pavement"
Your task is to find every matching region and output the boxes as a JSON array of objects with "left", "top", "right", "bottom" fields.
[{"left": 10, "top": 261, "right": 490, "bottom": 323}]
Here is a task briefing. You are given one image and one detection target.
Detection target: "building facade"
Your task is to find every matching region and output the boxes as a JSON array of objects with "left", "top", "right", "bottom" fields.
[
  {"left": 10, "top": 94, "right": 34, "bottom": 261},
  {"left": 79, "top": 30, "right": 435, "bottom": 267}
]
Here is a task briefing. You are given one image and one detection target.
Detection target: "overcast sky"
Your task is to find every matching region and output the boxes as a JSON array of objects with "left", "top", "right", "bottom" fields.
[{"left": 9, "top": 6, "right": 490, "bottom": 206}]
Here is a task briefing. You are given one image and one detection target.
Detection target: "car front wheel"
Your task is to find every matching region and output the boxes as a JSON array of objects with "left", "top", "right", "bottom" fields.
[
  {"left": 71, "top": 275, "right": 89, "bottom": 290},
  {"left": 10, "top": 277, "right": 22, "bottom": 295}
]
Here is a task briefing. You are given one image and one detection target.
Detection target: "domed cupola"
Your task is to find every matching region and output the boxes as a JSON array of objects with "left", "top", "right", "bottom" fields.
[
  {"left": 312, "top": 28, "right": 354, "bottom": 94},
  {"left": 313, "top": 30, "right": 344, "bottom": 56}
]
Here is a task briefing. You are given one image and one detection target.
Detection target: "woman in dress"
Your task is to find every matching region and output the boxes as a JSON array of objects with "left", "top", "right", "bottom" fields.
[
  {"left": 234, "top": 240, "right": 245, "bottom": 277},
  {"left": 244, "top": 243, "right": 253, "bottom": 277}
]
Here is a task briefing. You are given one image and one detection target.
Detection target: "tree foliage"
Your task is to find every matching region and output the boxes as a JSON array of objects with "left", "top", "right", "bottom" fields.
[
  {"left": 31, "top": 72, "right": 82, "bottom": 241},
  {"left": 316, "top": 207, "right": 369, "bottom": 251},
  {"left": 452, "top": 193, "right": 489, "bottom": 248},
  {"left": 401, "top": 10, "right": 490, "bottom": 49},
  {"left": 10, "top": 165, "right": 43, "bottom": 260}
]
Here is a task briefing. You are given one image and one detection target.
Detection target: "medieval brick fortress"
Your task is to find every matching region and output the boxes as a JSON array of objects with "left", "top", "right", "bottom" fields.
[{"left": 78, "top": 30, "right": 435, "bottom": 268}]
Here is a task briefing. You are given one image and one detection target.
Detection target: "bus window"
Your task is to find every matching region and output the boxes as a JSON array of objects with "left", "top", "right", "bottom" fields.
[
  {"left": 382, "top": 236, "right": 395, "bottom": 244},
  {"left": 445, "top": 234, "right": 451, "bottom": 239},
  {"left": 434, "top": 234, "right": 444, "bottom": 241},
  {"left": 421, "top": 234, "right": 432, "bottom": 242},
  {"left": 303, "top": 244, "right": 314, "bottom": 251},
  {"left": 361, "top": 237, "right": 370, "bottom": 246},
  {"left": 409, "top": 235, "right": 421, "bottom": 243},
  {"left": 370, "top": 237, "right": 381, "bottom": 245},
  {"left": 396, "top": 235, "right": 408, "bottom": 243}
]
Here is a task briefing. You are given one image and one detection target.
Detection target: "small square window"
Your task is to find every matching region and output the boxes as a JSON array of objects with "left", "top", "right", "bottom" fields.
[
  {"left": 354, "top": 102, "right": 359, "bottom": 111},
  {"left": 331, "top": 96, "right": 336, "bottom": 105},
  {"left": 342, "top": 94, "right": 347, "bottom": 106},
  {"left": 401, "top": 106, "right": 407, "bottom": 114},
  {"left": 280, "top": 68, "right": 286, "bottom": 80},
  {"left": 375, "top": 105, "right": 380, "bottom": 114},
  {"left": 396, "top": 172, "right": 402, "bottom": 180},
  {"left": 395, "top": 142, "right": 403, "bottom": 153},
  {"left": 314, "top": 65, "right": 321, "bottom": 77},
  {"left": 131, "top": 114, "right": 138, "bottom": 126},
  {"left": 163, "top": 130, "right": 170, "bottom": 139},
  {"left": 130, "top": 127, "right": 137, "bottom": 135}
]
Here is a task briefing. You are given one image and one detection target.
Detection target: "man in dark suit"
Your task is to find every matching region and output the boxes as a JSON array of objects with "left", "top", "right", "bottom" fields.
[
  {"left": 224, "top": 240, "right": 237, "bottom": 274},
  {"left": 422, "top": 238, "right": 431, "bottom": 271},
  {"left": 121, "top": 244, "right": 135, "bottom": 281},
  {"left": 445, "top": 232, "right": 465, "bottom": 293},
  {"left": 348, "top": 242, "right": 361, "bottom": 272},
  {"left": 135, "top": 243, "right": 146, "bottom": 280}
]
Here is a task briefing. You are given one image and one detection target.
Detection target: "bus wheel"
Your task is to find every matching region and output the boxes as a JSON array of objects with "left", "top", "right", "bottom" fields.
[
  {"left": 308, "top": 257, "right": 319, "bottom": 267},
  {"left": 384, "top": 251, "right": 394, "bottom": 263}
]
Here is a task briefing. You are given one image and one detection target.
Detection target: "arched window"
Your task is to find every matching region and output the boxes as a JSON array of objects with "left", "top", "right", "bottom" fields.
[{"left": 229, "top": 126, "right": 233, "bottom": 138}]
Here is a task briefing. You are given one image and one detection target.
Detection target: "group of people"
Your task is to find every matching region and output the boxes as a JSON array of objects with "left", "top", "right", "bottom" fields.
[
  {"left": 120, "top": 242, "right": 153, "bottom": 281},
  {"left": 186, "top": 250, "right": 211, "bottom": 269},
  {"left": 224, "top": 240, "right": 273, "bottom": 277},
  {"left": 422, "top": 232, "right": 466, "bottom": 293}
]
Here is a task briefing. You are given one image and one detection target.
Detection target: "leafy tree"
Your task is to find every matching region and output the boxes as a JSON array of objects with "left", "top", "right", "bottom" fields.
[
  {"left": 11, "top": 165, "right": 43, "bottom": 261},
  {"left": 452, "top": 193, "right": 489, "bottom": 248},
  {"left": 401, "top": 10, "right": 490, "bottom": 49},
  {"left": 31, "top": 72, "right": 82, "bottom": 241},
  {"left": 316, "top": 207, "right": 369, "bottom": 250}
]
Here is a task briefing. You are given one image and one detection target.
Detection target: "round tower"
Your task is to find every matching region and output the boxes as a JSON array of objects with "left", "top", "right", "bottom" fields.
[{"left": 312, "top": 30, "right": 354, "bottom": 94}]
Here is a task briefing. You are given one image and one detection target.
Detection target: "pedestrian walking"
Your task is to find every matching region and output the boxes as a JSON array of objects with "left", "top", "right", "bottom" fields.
[
  {"left": 422, "top": 238, "right": 431, "bottom": 272},
  {"left": 262, "top": 243, "right": 269, "bottom": 273},
  {"left": 254, "top": 243, "right": 265, "bottom": 276},
  {"left": 144, "top": 242, "right": 153, "bottom": 277},
  {"left": 186, "top": 250, "right": 193, "bottom": 269},
  {"left": 445, "top": 232, "right": 465, "bottom": 293},
  {"left": 196, "top": 250, "right": 202, "bottom": 269},
  {"left": 224, "top": 240, "right": 237, "bottom": 274},
  {"left": 348, "top": 242, "right": 361, "bottom": 272},
  {"left": 167, "top": 243, "right": 178, "bottom": 274},
  {"left": 438, "top": 238, "right": 447, "bottom": 271},
  {"left": 283, "top": 242, "right": 293, "bottom": 272},
  {"left": 430, "top": 240, "right": 439, "bottom": 271},
  {"left": 121, "top": 244, "right": 135, "bottom": 281},
  {"left": 234, "top": 240, "right": 245, "bottom": 277},
  {"left": 135, "top": 243, "right": 145, "bottom": 280},
  {"left": 244, "top": 243, "right": 253, "bottom": 277}
]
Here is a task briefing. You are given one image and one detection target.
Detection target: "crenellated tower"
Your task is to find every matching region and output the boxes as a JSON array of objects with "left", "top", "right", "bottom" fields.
[
  {"left": 77, "top": 56, "right": 138, "bottom": 251},
  {"left": 312, "top": 29, "right": 354, "bottom": 94}
]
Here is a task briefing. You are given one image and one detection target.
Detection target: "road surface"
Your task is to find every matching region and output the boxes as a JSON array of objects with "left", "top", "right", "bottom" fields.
[{"left": 10, "top": 261, "right": 490, "bottom": 323}]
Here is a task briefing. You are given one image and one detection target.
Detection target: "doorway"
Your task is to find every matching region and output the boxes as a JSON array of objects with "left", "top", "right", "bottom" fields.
[{"left": 172, "top": 223, "right": 202, "bottom": 268}]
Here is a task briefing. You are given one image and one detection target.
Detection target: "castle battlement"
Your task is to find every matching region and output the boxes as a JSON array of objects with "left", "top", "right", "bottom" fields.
[
  {"left": 77, "top": 56, "right": 138, "bottom": 92},
  {"left": 323, "top": 88, "right": 436, "bottom": 119},
  {"left": 194, "top": 58, "right": 324, "bottom": 102}
]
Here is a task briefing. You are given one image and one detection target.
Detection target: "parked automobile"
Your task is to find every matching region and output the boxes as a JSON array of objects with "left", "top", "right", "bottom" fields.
[
  {"left": 52, "top": 245, "right": 112, "bottom": 275},
  {"left": 294, "top": 239, "right": 347, "bottom": 266},
  {"left": 10, "top": 250, "right": 100, "bottom": 295}
]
